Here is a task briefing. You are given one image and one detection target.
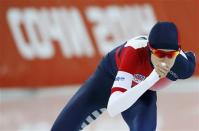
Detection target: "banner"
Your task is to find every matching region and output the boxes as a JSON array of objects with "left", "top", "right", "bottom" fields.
[{"left": 0, "top": 0, "right": 198, "bottom": 87}]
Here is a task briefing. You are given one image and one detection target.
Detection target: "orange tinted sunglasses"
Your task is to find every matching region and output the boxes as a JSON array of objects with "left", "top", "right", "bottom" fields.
[{"left": 148, "top": 44, "right": 180, "bottom": 58}]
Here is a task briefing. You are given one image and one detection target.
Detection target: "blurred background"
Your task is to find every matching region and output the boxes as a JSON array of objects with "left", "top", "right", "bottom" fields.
[{"left": 0, "top": 0, "right": 199, "bottom": 131}]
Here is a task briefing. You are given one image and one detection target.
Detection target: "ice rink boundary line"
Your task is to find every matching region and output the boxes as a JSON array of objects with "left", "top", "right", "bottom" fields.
[
  {"left": 0, "top": 77, "right": 198, "bottom": 101},
  {"left": 160, "top": 77, "right": 199, "bottom": 93}
]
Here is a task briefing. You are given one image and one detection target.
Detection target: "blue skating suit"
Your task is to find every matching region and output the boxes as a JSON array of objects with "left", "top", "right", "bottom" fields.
[{"left": 51, "top": 36, "right": 196, "bottom": 131}]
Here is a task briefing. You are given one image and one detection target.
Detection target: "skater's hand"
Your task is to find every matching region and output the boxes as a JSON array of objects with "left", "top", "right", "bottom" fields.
[{"left": 154, "top": 62, "right": 170, "bottom": 78}]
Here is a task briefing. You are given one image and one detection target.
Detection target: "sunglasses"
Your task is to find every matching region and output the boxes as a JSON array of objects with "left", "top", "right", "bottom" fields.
[{"left": 148, "top": 44, "right": 180, "bottom": 58}]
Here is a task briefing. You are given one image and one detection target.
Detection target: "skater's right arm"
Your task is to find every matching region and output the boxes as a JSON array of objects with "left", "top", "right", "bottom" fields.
[{"left": 107, "top": 69, "right": 159, "bottom": 117}]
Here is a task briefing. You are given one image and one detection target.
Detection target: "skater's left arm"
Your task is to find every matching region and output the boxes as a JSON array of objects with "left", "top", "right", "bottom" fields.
[{"left": 166, "top": 51, "right": 196, "bottom": 81}]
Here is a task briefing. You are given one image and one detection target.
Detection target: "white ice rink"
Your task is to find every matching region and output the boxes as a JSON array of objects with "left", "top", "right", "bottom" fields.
[{"left": 0, "top": 78, "right": 199, "bottom": 131}]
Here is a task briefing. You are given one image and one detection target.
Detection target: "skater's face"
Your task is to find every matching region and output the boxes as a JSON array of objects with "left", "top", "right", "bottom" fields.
[{"left": 150, "top": 48, "right": 179, "bottom": 78}]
